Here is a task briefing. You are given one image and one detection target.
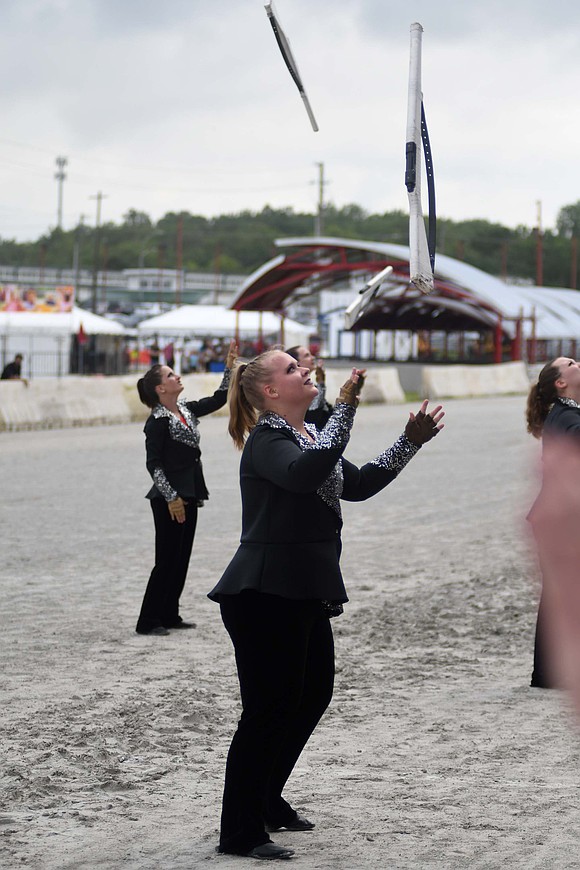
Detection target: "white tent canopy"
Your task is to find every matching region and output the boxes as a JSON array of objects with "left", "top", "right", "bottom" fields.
[
  {"left": 0, "top": 306, "right": 125, "bottom": 378},
  {"left": 0, "top": 306, "right": 125, "bottom": 336},
  {"left": 137, "top": 304, "right": 309, "bottom": 347}
]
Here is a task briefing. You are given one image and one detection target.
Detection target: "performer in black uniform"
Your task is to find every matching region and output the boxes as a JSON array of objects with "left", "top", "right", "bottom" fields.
[
  {"left": 285, "top": 345, "right": 336, "bottom": 429},
  {"left": 208, "top": 349, "right": 444, "bottom": 860},
  {"left": 526, "top": 356, "right": 580, "bottom": 687},
  {"left": 135, "top": 341, "right": 237, "bottom": 636}
]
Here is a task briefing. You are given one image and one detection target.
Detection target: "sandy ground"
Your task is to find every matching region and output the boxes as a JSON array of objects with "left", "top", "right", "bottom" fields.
[{"left": 2, "top": 396, "right": 580, "bottom": 870}]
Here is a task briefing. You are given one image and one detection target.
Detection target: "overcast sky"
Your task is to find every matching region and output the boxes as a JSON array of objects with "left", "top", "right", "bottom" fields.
[{"left": 1, "top": 0, "right": 580, "bottom": 242}]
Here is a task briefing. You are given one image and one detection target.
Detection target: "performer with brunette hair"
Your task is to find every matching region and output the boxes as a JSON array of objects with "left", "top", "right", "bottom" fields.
[
  {"left": 285, "top": 345, "right": 335, "bottom": 429},
  {"left": 208, "top": 349, "right": 444, "bottom": 860},
  {"left": 526, "top": 356, "right": 580, "bottom": 688},
  {"left": 134, "top": 340, "right": 237, "bottom": 636}
]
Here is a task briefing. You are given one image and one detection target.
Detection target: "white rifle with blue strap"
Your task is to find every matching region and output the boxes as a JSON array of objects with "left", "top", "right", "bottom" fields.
[
  {"left": 405, "top": 22, "right": 436, "bottom": 295},
  {"left": 264, "top": 2, "right": 319, "bottom": 132}
]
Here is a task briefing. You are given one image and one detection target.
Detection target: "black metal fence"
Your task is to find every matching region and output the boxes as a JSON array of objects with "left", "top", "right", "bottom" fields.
[{"left": 11, "top": 350, "right": 131, "bottom": 379}]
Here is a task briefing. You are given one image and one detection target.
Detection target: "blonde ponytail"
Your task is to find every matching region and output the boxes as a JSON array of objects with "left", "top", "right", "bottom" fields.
[
  {"left": 227, "top": 350, "right": 281, "bottom": 449},
  {"left": 228, "top": 364, "right": 258, "bottom": 450}
]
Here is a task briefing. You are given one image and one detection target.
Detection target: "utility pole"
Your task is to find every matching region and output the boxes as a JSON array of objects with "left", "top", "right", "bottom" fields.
[
  {"left": 157, "top": 242, "right": 166, "bottom": 308},
  {"left": 39, "top": 242, "right": 47, "bottom": 285},
  {"left": 72, "top": 214, "right": 85, "bottom": 305},
  {"left": 101, "top": 240, "right": 109, "bottom": 312},
  {"left": 536, "top": 200, "right": 543, "bottom": 287},
  {"left": 214, "top": 243, "right": 222, "bottom": 305},
  {"left": 314, "top": 162, "right": 326, "bottom": 236},
  {"left": 500, "top": 241, "right": 509, "bottom": 281},
  {"left": 89, "top": 192, "right": 107, "bottom": 313},
  {"left": 55, "top": 156, "right": 68, "bottom": 229},
  {"left": 176, "top": 215, "right": 183, "bottom": 307}
]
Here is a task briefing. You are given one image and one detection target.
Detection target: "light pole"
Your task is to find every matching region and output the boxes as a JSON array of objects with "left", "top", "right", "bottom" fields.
[
  {"left": 89, "top": 192, "right": 107, "bottom": 312},
  {"left": 55, "top": 156, "right": 68, "bottom": 229},
  {"left": 72, "top": 214, "right": 85, "bottom": 305},
  {"left": 314, "top": 161, "right": 326, "bottom": 236},
  {"left": 536, "top": 200, "right": 543, "bottom": 287}
]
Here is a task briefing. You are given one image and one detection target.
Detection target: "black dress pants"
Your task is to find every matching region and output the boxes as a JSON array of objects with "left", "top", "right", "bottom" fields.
[
  {"left": 218, "top": 590, "right": 335, "bottom": 855},
  {"left": 136, "top": 498, "right": 198, "bottom": 632},
  {"left": 531, "top": 590, "right": 557, "bottom": 688}
]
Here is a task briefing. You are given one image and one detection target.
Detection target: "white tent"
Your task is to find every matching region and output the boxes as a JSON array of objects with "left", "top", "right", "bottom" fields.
[
  {"left": 0, "top": 306, "right": 125, "bottom": 377},
  {"left": 137, "top": 304, "right": 310, "bottom": 348},
  {"left": 0, "top": 305, "right": 125, "bottom": 336}
]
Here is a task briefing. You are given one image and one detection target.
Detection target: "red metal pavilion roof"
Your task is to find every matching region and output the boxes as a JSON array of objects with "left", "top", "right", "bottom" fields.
[
  {"left": 230, "top": 236, "right": 580, "bottom": 339},
  {"left": 231, "top": 240, "right": 408, "bottom": 313}
]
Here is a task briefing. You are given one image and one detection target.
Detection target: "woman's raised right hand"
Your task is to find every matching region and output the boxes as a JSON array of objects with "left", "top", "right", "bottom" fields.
[{"left": 337, "top": 368, "right": 366, "bottom": 407}]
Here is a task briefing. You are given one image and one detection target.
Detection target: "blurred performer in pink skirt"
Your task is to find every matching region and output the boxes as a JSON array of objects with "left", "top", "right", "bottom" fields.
[{"left": 526, "top": 357, "right": 580, "bottom": 698}]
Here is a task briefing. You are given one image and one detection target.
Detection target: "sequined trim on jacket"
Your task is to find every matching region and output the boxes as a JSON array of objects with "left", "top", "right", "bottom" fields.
[
  {"left": 309, "top": 381, "right": 327, "bottom": 411},
  {"left": 153, "top": 467, "right": 178, "bottom": 502},
  {"left": 370, "top": 433, "right": 420, "bottom": 472},
  {"left": 257, "top": 402, "right": 356, "bottom": 519}
]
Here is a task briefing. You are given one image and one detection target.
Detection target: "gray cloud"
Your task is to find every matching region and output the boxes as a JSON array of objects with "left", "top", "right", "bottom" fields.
[{"left": 1, "top": 0, "right": 579, "bottom": 239}]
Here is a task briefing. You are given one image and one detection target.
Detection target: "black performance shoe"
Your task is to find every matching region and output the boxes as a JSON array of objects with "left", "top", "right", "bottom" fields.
[
  {"left": 247, "top": 843, "right": 295, "bottom": 860},
  {"left": 266, "top": 814, "right": 315, "bottom": 833}
]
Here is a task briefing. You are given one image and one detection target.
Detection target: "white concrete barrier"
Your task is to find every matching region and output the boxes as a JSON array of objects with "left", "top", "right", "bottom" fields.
[
  {"left": 0, "top": 373, "right": 232, "bottom": 431},
  {"left": 0, "top": 381, "right": 46, "bottom": 429},
  {"left": 0, "top": 377, "right": 135, "bottom": 431},
  {"left": 324, "top": 367, "right": 405, "bottom": 404},
  {"left": 421, "top": 362, "right": 531, "bottom": 399},
  {"left": 1, "top": 362, "right": 530, "bottom": 431}
]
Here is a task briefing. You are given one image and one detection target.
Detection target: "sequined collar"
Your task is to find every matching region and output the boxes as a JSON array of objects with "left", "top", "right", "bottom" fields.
[
  {"left": 152, "top": 400, "right": 200, "bottom": 447},
  {"left": 257, "top": 411, "right": 317, "bottom": 444},
  {"left": 257, "top": 411, "right": 344, "bottom": 518},
  {"left": 558, "top": 397, "right": 580, "bottom": 410}
]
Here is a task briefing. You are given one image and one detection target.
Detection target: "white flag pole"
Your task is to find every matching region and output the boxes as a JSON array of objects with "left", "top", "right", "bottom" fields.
[
  {"left": 264, "top": 2, "right": 319, "bottom": 132},
  {"left": 405, "top": 23, "right": 434, "bottom": 295}
]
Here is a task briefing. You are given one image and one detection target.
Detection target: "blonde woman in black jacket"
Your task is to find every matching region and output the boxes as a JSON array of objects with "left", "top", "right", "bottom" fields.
[
  {"left": 135, "top": 341, "right": 237, "bottom": 636},
  {"left": 208, "top": 349, "right": 444, "bottom": 860}
]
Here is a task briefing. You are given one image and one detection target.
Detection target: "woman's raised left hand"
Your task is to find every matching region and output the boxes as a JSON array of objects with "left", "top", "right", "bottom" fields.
[
  {"left": 315, "top": 360, "right": 326, "bottom": 385},
  {"left": 225, "top": 340, "right": 239, "bottom": 370},
  {"left": 405, "top": 400, "right": 445, "bottom": 445}
]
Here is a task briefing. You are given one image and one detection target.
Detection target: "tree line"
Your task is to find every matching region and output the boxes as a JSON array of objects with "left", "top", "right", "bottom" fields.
[{"left": 3, "top": 201, "right": 580, "bottom": 287}]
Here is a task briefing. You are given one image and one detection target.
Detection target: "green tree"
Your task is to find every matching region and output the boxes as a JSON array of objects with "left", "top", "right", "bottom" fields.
[
  {"left": 2, "top": 202, "right": 580, "bottom": 288},
  {"left": 557, "top": 202, "right": 580, "bottom": 238}
]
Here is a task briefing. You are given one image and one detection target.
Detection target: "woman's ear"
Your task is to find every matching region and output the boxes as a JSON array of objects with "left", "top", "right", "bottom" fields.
[{"left": 264, "top": 384, "right": 279, "bottom": 399}]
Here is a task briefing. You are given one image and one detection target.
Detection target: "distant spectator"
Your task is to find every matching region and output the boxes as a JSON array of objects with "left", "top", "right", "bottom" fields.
[
  {"left": 187, "top": 348, "right": 199, "bottom": 373},
  {"left": 138, "top": 348, "right": 152, "bottom": 367},
  {"left": 164, "top": 342, "right": 175, "bottom": 369},
  {"left": 129, "top": 345, "right": 140, "bottom": 371},
  {"left": 1, "top": 354, "right": 28, "bottom": 386},
  {"left": 198, "top": 341, "right": 216, "bottom": 373},
  {"left": 173, "top": 342, "right": 183, "bottom": 376},
  {"left": 150, "top": 340, "right": 161, "bottom": 366}
]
